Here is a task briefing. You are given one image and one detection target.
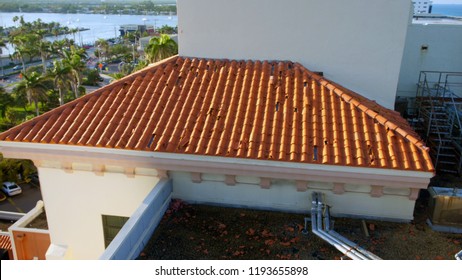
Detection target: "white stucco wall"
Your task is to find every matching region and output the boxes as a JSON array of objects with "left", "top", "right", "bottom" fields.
[
  {"left": 397, "top": 23, "right": 462, "bottom": 98},
  {"left": 177, "top": 0, "right": 411, "bottom": 109},
  {"left": 38, "top": 165, "right": 160, "bottom": 259},
  {"left": 171, "top": 171, "right": 416, "bottom": 221}
]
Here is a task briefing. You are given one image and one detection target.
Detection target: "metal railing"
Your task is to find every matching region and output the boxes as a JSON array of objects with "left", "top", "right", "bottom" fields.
[{"left": 415, "top": 71, "right": 462, "bottom": 174}]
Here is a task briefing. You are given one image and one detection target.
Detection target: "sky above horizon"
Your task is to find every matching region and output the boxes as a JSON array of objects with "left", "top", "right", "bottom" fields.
[{"left": 433, "top": 0, "right": 462, "bottom": 4}]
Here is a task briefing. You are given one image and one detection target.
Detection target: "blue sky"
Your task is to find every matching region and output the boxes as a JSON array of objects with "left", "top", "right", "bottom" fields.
[{"left": 433, "top": 0, "right": 462, "bottom": 4}]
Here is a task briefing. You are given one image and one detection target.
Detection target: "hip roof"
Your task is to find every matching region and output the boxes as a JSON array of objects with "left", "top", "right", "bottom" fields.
[{"left": 0, "top": 56, "right": 434, "bottom": 172}]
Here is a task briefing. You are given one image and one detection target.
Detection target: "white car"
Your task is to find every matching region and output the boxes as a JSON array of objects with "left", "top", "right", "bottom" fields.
[{"left": 2, "top": 182, "right": 22, "bottom": 197}]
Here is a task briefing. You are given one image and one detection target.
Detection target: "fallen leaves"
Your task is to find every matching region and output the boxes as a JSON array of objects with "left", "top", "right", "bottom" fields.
[
  {"left": 265, "top": 239, "right": 276, "bottom": 246},
  {"left": 141, "top": 203, "right": 461, "bottom": 260},
  {"left": 233, "top": 250, "right": 245, "bottom": 257},
  {"left": 246, "top": 228, "right": 256, "bottom": 236},
  {"left": 369, "top": 223, "right": 376, "bottom": 231},
  {"left": 261, "top": 229, "right": 273, "bottom": 238}
]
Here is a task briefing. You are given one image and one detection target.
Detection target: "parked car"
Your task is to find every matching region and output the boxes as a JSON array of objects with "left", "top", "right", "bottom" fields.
[
  {"left": 12, "top": 65, "right": 22, "bottom": 71},
  {"left": 1, "top": 182, "right": 22, "bottom": 197}
]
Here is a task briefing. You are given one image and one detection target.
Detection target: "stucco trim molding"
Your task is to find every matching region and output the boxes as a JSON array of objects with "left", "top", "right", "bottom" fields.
[
  {"left": 371, "top": 185, "right": 384, "bottom": 198},
  {"left": 0, "top": 142, "right": 433, "bottom": 190},
  {"left": 260, "top": 178, "right": 271, "bottom": 189},
  {"left": 296, "top": 181, "right": 308, "bottom": 192},
  {"left": 332, "top": 183, "right": 345, "bottom": 195}
]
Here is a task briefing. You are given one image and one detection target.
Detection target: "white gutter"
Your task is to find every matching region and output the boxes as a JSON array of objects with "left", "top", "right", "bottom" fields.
[{"left": 0, "top": 141, "right": 433, "bottom": 188}]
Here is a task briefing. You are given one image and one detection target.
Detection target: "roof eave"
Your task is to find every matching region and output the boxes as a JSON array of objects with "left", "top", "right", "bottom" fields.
[{"left": 0, "top": 142, "right": 433, "bottom": 189}]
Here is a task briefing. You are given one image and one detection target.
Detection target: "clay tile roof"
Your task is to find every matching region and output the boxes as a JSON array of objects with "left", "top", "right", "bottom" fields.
[
  {"left": 0, "top": 56, "right": 434, "bottom": 172},
  {"left": 0, "top": 234, "right": 12, "bottom": 251}
]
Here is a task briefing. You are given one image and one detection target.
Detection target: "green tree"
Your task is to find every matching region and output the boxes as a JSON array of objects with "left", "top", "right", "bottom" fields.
[
  {"left": 62, "top": 46, "right": 87, "bottom": 99},
  {"left": 51, "top": 39, "right": 68, "bottom": 58},
  {"left": 133, "top": 60, "right": 149, "bottom": 72},
  {"left": 37, "top": 40, "right": 52, "bottom": 73},
  {"left": 9, "top": 35, "right": 34, "bottom": 72},
  {"left": 0, "top": 153, "right": 37, "bottom": 184},
  {"left": 0, "top": 86, "right": 13, "bottom": 118},
  {"left": 95, "top": 38, "right": 110, "bottom": 62},
  {"left": 83, "top": 69, "right": 102, "bottom": 87},
  {"left": 51, "top": 60, "right": 72, "bottom": 106},
  {"left": 145, "top": 34, "right": 178, "bottom": 63},
  {"left": 157, "top": 25, "right": 176, "bottom": 34},
  {"left": 14, "top": 71, "right": 52, "bottom": 116},
  {"left": 0, "top": 39, "right": 5, "bottom": 76}
]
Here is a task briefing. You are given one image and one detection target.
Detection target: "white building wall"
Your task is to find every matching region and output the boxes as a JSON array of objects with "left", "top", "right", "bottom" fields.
[
  {"left": 171, "top": 171, "right": 416, "bottom": 221},
  {"left": 38, "top": 165, "right": 159, "bottom": 259},
  {"left": 177, "top": 0, "right": 411, "bottom": 109},
  {"left": 397, "top": 23, "right": 462, "bottom": 98}
]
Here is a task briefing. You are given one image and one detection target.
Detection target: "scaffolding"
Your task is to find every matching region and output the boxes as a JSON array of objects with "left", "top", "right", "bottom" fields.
[{"left": 411, "top": 71, "right": 462, "bottom": 175}]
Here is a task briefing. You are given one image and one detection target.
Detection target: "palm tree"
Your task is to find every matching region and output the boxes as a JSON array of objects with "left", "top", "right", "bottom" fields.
[
  {"left": 37, "top": 40, "right": 52, "bottom": 73},
  {"left": 62, "top": 47, "right": 87, "bottom": 98},
  {"left": 52, "top": 39, "right": 68, "bottom": 58},
  {"left": 95, "top": 38, "right": 110, "bottom": 62},
  {"left": 51, "top": 60, "right": 72, "bottom": 105},
  {"left": 9, "top": 35, "right": 32, "bottom": 72},
  {"left": 70, "top": 28, "right": 79, "bottom": 44},
  {"left": 0, "top": 39, "right": 5, "bottom": 76},
  {"left": 145, "top": 34, "right": 178, "bottom": 63},
  {"left": 14, "top": 72, "right": 51, "bottom": 116}
]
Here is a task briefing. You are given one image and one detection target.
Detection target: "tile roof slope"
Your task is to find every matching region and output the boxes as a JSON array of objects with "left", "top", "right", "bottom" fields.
[
  {"left": 0, "top": 56, "right": 434, "bottom": 172},
  {"left": 0, "top": 234, "right": 12, "bottom": 251}
]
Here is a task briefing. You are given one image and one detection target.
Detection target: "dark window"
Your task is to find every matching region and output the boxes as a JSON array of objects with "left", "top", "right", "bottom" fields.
[{"left": 102, "top": 215, "right": 129, "bottom": 248}]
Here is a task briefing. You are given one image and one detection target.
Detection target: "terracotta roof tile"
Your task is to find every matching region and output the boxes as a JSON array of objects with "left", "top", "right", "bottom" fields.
[
  {"left": 0, "top": 56, "right": 434, "bottom": 172},
  {"left": 0, "top": 235, "right": 12, "bottom": 251}
]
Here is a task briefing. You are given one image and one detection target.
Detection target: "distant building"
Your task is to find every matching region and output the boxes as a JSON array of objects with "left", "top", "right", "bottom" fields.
[
  {"left": 412, "top": 1, "right": 432, "bottom": 14},
  {"left": 119, "top": 24, "right": 155, "bottom": 37}
]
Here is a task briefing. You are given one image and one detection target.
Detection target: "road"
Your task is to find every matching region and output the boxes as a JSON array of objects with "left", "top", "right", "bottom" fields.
[{"left": 0, "top": 183, "right": 43, "bottom": 214}]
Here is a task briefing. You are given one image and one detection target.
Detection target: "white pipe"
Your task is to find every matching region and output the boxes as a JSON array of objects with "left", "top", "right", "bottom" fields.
[
  {"left": 328, "top": 230, "right": 381, "bottom": 260},
  {"left": 322, "top": 199, "right": 380, "bottom": 260},
  {"left": 310, "top": 192, "right": 382, "bottom": 260},
  {"left": 456, "top": 250, "right": 462, "bottom": 260},
  {"left": 310, "top": 193, "right": 367, "bottom": 260}
]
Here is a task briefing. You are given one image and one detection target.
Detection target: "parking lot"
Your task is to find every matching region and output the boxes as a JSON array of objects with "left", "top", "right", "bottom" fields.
[{"left": 0, "top": 183, "right": 43, "bottom": 214}]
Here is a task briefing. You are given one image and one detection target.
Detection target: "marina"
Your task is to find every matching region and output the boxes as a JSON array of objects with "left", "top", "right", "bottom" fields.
[{"left": 0, "top": 12, "right": 178, "bottom": 54}]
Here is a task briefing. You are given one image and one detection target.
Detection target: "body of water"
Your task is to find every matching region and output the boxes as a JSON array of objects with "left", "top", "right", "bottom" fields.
[
  {"left": 431, "top": 4, "right": 462, "bottom": 17},
  {"left": 0, "top": 12, "right": 178, "bottom": 55}
]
